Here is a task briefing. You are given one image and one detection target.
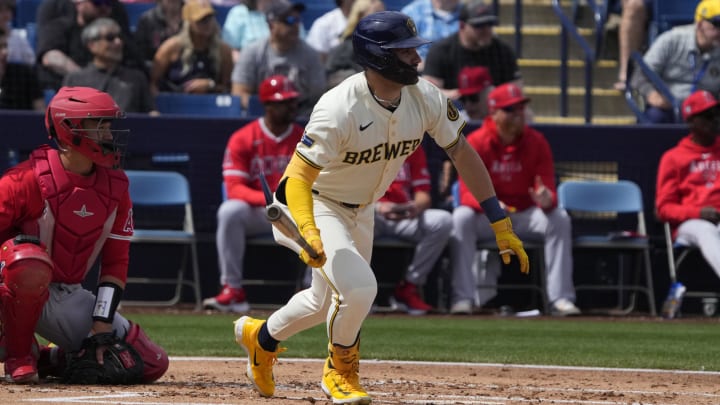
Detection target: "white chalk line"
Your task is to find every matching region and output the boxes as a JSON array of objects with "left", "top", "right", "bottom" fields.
[{"left": 17, "top": 357, "right": 717, "bottom": 405}]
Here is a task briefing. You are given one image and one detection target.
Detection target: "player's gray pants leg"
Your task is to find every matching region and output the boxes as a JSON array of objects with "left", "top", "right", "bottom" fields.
[
  {"left": 35, "top": 283, "right": 130, "bottom": 351},
  {"left": 216, "top": 200, "right": 271, "bottom": 288},
  {"left": 450, "top": 206, "right": 575, "bottom": 307},
  {"left": 374, "top": 209, "right": 453, "bottom": 285},
  {"left": 676, "top": 219, "right": 720, "bottom": 278}
]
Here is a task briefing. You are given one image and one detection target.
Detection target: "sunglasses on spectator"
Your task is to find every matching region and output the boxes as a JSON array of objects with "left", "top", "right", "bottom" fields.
[
  {"left": 279, "top": 15, "right": 301, "bottom": 25},
  {"left": 93, "top": 32, "right": 121, "bottom": 42},
  {"left": 460, "top": 94, "right": 481, "bottom": 104},
  {"left": 500, "top": 103, "right": 525, "bottom": 113}
]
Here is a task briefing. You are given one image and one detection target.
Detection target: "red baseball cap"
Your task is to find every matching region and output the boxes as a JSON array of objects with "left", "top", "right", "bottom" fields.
[
  {"left": 258, "top": 75, "right": 300, "bottom": 103},
  {"left": 458, "top": 66, "right": 492, "bottom": 96},
  {"left": 682, "top": 90, "right": 719, "bottom": 121},
  {"left": 487, "top": 83, "right": 530, "bottom": 110}
]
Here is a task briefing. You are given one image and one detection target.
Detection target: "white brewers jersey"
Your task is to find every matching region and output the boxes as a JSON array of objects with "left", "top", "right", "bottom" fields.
[{"left": 295, "top": 73, "right": 466, "bottom": 205}]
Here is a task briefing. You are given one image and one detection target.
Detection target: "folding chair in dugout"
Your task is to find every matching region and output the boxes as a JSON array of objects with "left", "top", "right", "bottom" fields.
[
  {"left": 123, "top": 170, "right": 202, "bottom": 310},
  {"left": 663, "top": 222, "right": 720, "bottom": 317},
  {"left": 557, "top": 180, "right": 657, "bottom": 316}
]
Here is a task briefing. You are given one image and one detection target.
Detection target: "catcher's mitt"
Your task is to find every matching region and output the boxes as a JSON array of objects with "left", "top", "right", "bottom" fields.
[{"left": 63, "top": 332, "right": 144, "bottom": 385}]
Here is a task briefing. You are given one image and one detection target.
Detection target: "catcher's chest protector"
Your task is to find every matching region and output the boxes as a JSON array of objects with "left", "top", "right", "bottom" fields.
[{"left": 30, "top": 147, "right": 127, "bottom": 283}]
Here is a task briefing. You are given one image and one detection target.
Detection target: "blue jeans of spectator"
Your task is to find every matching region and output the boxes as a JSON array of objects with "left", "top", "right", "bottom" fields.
[{"left": 644, "top": 106, "right": 675, "bottom": 124}]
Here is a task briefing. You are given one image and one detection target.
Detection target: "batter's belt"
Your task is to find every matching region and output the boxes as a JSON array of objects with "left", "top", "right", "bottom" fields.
[{"left": 311, "top": 189, "right": 367, "bottom": 209}]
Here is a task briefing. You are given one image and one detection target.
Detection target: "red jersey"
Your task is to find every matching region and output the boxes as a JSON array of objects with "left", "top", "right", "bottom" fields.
[
  {"left": 223, "top": 118, "right": 304, "bottom": 205},
  {"left": 459, "top": 117, "right": 557, "bottom": 212},
  {"left": 379, "top": 148, "right": 431, "bottom": 204},
  {"left": 656, "top": 135, "right": 720, "bottom": 229},
  {"left": 0, "top": 147, "right": 133, "bottom": 284}
]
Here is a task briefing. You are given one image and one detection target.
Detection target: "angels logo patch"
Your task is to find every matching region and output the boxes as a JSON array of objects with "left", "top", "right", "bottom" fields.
[{"left": 446, "top": 98, "right": 459, "bottom": 121}]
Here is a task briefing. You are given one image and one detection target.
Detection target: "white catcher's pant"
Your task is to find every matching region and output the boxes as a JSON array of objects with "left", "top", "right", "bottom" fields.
[{"left": 266, "top": 195, "right": 377, "bottom": 346}]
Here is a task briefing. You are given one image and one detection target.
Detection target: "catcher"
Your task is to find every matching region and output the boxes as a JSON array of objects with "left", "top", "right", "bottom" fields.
[{"left": 0, "top": 86, "right": 169, "bottom": 384}]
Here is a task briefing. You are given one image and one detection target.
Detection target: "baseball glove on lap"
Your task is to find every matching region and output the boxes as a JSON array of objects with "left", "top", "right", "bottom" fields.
[{"left": 63, "top": 332, "right": 144, "bottom": 385}]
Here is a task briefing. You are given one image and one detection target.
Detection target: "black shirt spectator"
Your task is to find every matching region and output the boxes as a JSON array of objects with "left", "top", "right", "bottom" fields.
[
  {"left": 0, "top": 63, "right": 43, "bottom": 110},
  {"left": 134, "top": 0, "right": 183, "bottom": 67}
]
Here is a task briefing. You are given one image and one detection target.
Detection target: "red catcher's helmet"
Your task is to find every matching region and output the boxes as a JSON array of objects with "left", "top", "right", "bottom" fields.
[
  {"left": 258, "top": 75, "right": 300, "bottom": 103},
  {"left": 45, "top": 86, "right": 128, "bottom": 169}
]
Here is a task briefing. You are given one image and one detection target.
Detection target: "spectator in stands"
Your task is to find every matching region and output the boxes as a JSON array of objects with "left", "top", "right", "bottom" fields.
[
  {"left": 204, "top": 75, "right": 304, "bottom": 313},
  {"left": 0, "top": 0, "right": 35, "bottom": 65},
  {"left": 151, "top": 0, "right": 233, "bottom": 94},
  {"left": 423, "top": 0, "right": 520, "bottom": 101},
  {"left": 134, "top": 0, "right": 184, "bottom": 68},
  {"left": 63, "top": 18, "right": 156, "bottom": 114},
  {"left": 631, "top": 0, "right": 720, "bottom": 123},
  {"left": 374, "top": 147, "right": 453, "bottom": 315},
  {"left": 401, "top": 0, "right": 461, "bottom": 67},
  {"left": 36, "top": 0, "right": 144, "bottom": 90},
  {"left": 306, "top": 0, "right": 354, "bottom": 62},
  {"left": 325, "top": 0, "right": 385, "bottom": 88},
  {"left": 222, "top": 0, "right": 305, "bottom": 63},
  {"left": 614, "top": 0, "right": 651, "bottom": 91},
  {"left": 656, "top": 90, "right": 720, "bottom": 285},
  {"left": 231, "top": 0, "right": 325, "bottom": 117},
  {"left": 36, "top": 0, "right": 131, "bottom": 40},
  {"left": 449, "top": 83, "right": 579, "bottom": 316},
  {"left": 0, "top": 26, "right": 44, "bottom": 110}
]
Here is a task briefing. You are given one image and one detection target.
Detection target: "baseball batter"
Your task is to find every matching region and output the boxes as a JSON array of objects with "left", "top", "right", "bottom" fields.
[
  {"left": 234, "top": 11, "right": 529, "bottom": 405},
  {"left": 0, "top": 87, "right": 168, "bottom": 384}
]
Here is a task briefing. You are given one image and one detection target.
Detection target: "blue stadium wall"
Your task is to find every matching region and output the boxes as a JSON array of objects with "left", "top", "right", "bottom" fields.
[{"left": 0, "top": 111, "right": 699, "bottom": 311}]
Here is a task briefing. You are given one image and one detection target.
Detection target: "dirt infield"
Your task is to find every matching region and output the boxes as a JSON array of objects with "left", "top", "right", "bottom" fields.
[{"left": 2, "top": 356, "right": 719, "bottom": 404}]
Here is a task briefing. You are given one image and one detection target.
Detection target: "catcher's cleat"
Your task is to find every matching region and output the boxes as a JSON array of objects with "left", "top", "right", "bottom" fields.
[
  {"left": 204, "top": 286, "right": 250, "bottom": 313},
  {"left": 321, "top": 342, "right": 371, "bottom": 404},
  {"left": 4, "top": 355, "right": 39, "bottom": 384},
  {"left": 234, "top": 316, "right": 285, "bottom": 397}
]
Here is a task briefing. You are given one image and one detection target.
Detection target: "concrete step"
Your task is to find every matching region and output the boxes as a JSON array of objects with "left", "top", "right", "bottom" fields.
[
  {"left": 533, "top": 115, "right": 637, "bottom": 125},
  {"left": 519, "top": 59, "right": 618, "bottom": 89},
  {"left": 495, "top": 25, "right": 597, "bottom": 60},
  {"left": 496, "top": 0, "right": 596, "bottom": 28},
  {"left": 525, "top": 85, "right": 632, "bottom": 117}
]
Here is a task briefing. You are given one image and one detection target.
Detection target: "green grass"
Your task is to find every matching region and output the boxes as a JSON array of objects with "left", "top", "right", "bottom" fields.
[{"left": 129, "top": 312, "right": 720, "bottom": 372}]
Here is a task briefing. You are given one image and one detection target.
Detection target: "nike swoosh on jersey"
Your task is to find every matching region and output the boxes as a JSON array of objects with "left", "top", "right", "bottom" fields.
[{"left": 359, "top": 121, "right": 374, "bottom": 131}]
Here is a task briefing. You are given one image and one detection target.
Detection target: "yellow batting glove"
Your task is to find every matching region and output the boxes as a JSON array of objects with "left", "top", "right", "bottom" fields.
[
  {"left": 300, "top": 228, "right": 327, "bottom": 268},
  {"left": 490, "top": 217, "right": 530, "bottom": 274}
]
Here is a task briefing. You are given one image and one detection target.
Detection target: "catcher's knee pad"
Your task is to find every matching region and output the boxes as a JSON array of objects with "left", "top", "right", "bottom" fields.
[
  {"left": 0, "top": 235, "right": 53, "bottom": 300},
  {"left": 125, "top": 322, "right": 169, "bottom": 383},
  {"left": 0, "top": 236, "right": 53, "bottom": 360}
]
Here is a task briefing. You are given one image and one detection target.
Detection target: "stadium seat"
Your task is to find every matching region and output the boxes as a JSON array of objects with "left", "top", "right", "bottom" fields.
[
  {"left": 557, "top": 180, "right": 656, "bottom": 316},
  {"left": 12, "top": 0, "right": 42, "bottom": 28},
  {"left": 124, "top": 2, "right": 155, "bottom": 32},
  {"left": 214, "top": 4, "right": 233, "bottom": 27},
  {"left": 302, "top": 0, "right": 335, "bottom": 31},
  {"left": 384, "top": 0, "right": 412, "bottom": 11},
  {"left": 155, "top": 93, "right": 243, "bottom": 117},
  {"left": 649, "top": 0, "right": 696, "bottom": 43},
  {"left": 245, "top": 94, "right": 264, "bottom": 117},
  {"left": 123, "top": 170, "right": 202, "bottom": 310}
]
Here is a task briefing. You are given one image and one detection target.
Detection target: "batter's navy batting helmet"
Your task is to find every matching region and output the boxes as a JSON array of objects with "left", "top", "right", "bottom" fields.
[{"left": 352, "top": 11, "right": 430, "bottom": 85}]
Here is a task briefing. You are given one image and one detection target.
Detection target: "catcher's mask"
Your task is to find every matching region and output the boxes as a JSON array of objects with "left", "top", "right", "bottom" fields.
[
  {"left": 45, "top": 86, "right": 129, "bottom": 169},
  {"left": 352, "top": 11, "right": 430, "bottom": 85}
]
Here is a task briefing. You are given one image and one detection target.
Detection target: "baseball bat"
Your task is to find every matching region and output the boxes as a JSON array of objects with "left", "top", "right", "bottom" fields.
[
  {"left": 258, "top": 172, "right": 319, "bottom": 259},
  {"left": 266, "top": 204, "right": 319, "bottom": 259}
]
